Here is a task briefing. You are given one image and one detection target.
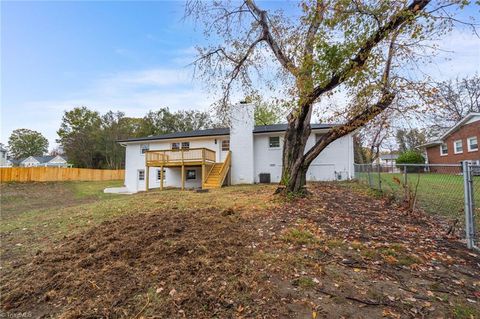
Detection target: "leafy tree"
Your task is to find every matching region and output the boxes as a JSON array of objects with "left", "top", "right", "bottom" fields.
[
  {"left": 99, "top": 111, "right": 140, "bottom": 169},
  {"left": 57, "top": 107, "right": 102, "bottom": 168},
  {"left": 138, "top": 107, "right": 215, "bottom": 136},
  {"left": 244, "top": 94, "right": 286, "bottom": 125},
  {"left": 396, "top": 129, "right": 426, "bottom": 153},
  {"left": 255, "top": 105, "right": 280, "bottom": 125},
  {"left": 396, "top": 150, "right": 425, "bottom": 164},
  {"left": 186, "top": 0, "right": 469, "bottom": 193},
  {"left": 396, "top": 150, "right": 425, "bottom": 172},
  {"left": 56, "top": 106, "right": 216, "bottom": 168},
  {"left": 8, "top": 129, "right": 49, "bottom": 160}
]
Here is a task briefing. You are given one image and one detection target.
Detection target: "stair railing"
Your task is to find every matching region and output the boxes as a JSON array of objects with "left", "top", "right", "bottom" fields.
[{"left": 217, "top": 151, "right": 231, "bottom": 187}]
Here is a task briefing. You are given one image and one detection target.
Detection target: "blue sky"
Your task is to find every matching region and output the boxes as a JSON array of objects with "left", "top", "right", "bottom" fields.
[{"left": 1, "top": 1, "right": 479, "bottom": 149}]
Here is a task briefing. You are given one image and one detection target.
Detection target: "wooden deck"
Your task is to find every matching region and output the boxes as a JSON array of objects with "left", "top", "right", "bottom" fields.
[
  {"left": 145, "top": 148, "right": 216, "bottom": 167},
  {"left": 145, "top": 148, "right": 229, "bottom": 191}
]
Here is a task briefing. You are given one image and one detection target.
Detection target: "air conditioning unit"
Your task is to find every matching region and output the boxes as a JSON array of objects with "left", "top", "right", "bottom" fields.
[{"left": 259, "top": 173, "right": 271, "bottom": 183}]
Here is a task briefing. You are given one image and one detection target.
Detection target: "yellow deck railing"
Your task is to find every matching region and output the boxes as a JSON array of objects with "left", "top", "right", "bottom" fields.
[
  {"left": 146, "top": 148, "right": 216, "bottom": 166},
  {"left": 217, "top": 151, "right": 231, "bottom": 186}
]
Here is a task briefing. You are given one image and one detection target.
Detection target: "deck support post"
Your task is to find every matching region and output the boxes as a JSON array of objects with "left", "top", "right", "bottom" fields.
[
  {"left": 202, "top": 148, "right": 205, "bottom": 189},
  {"left": 181, "top": 165, "right": 185, "bottom": 190},
  {"left": 160, "top": 166, "right": 164, "bottom": 191},
  {"left": 145, "top": 165, "right": 149, "bottom": 192},
  {"left": 144, "top": 151, "right": 150, "bottom": 192}
]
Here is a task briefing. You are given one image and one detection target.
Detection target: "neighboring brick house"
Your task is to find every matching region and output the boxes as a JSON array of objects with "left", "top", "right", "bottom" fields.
[{"left": 420, "top": 113, "right": 479, "bottom": 165}]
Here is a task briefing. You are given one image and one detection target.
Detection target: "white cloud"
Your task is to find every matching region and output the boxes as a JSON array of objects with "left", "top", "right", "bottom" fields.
[
  {"left": 424, "top": 28, "right": 480, "bottom": 80},
  {"left": 1, "top": 65, "right": 215, "bottom": 148},
  {"left": 99, "top": 68, "right": 191, "bottom": 88}
]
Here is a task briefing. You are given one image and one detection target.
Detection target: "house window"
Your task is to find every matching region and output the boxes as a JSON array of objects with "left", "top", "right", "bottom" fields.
[
  {"left": 186, "top": 169, "right": 196, "bottom": 180},
  {"left": 221, "top": 140, "right": 230, "bottom": 151},
  {"left": 171, "top": 142, "right": 180, "bottom": 150},
  {"left": 181, "top": 142, "right": 190, "bottom": 149},
  {"left": 140, "top": 144, "right": 149, "bottom": 154},
  {"left": 440, "top": 143, "right": 448, "bottom": 156},
  {"left": 269, "top": 136, "right": 280, "bottom": 148},
  {"left": 156, "top": 169, "right": 166, "bottom": 180},
  {"left": 454, "top": 140, "right": 463, "bottom": 154},
  {"left": 467, "top": 136, "right": 478, "bottom": 152},
  {"left": 138, "top": 170, "right": 145, "bottom": 181}
]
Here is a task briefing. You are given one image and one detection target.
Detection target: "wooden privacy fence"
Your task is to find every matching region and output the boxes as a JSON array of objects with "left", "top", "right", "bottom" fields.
[{"left": 0, "top": 167, "right": 125, "bottom": 182}]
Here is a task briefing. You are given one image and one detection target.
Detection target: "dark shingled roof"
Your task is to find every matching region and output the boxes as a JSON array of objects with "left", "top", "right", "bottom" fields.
[{"left": 117, "top": 123, "right": 338, "bottom": 143}]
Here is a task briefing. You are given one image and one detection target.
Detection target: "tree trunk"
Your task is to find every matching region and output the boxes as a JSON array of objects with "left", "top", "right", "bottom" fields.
[{"left": 280, "top": 105, "right": 312, "bottom": 193}]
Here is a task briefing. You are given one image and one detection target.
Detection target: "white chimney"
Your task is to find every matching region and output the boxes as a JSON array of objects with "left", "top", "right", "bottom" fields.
[{"left": 229, "top": 102, "right": 255, "bottom": 184}]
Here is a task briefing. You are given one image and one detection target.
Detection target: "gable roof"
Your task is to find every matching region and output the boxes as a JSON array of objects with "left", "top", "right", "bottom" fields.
[
  {"left": 420, "top": 112, "right": 480, "bottom": 148},
  {"left": 380, "top": 154, "right": 398, "bottom": 160},
  {"left": 20, "top": 155, "right": 67, "bottom": 164},
  {"left": 118, "top": 123, "right": 338, "bottom": 143}
]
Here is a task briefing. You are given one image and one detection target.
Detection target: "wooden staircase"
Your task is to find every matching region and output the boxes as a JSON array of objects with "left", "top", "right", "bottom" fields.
[{"left": 203, "top": 151, "right": 231, "bottom": 189}]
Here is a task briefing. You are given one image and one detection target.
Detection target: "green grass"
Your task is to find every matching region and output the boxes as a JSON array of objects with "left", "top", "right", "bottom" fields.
[
  {"left": 356, "top": 172, "right": 480, "bottom": 222},
  {"left": 282, "top": 227, "right": 316, "bottom": 245},
  {"left": 69, "top": 180, "right": 124, "bottom": 199},
  {"left": 452, "top": 303, "right": 480, "bottom": 319}
]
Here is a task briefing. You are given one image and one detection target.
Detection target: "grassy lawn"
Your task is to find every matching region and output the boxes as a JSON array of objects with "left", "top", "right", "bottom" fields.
[
  {"left": 356, "top": 172, "right": 480, "bottom": 223},
  {"left": 1, "top": 181, "right": 479, "bottom": 318}
]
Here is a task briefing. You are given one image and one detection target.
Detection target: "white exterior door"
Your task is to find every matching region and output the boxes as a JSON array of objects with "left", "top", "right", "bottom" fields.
[{"left": 137, "top": 169, "right": 146, "bottom": 191}]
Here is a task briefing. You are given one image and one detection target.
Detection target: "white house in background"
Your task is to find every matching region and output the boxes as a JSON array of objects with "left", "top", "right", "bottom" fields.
[
  {"left": 118, "top": 102, "right": 355, "bottom": 193},
  {"left": 18, "top": 155, "right": 70, "bottom": 167},
  {"left": 0, "top": 145, "right": 12, "bottom": 167},
  {"left": 376, "top": 153, "right": 399, "bottom": 166}
]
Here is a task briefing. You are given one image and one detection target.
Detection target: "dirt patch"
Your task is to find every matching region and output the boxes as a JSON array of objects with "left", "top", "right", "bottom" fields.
[
  {"left": 1, "top": 208, "right": 285, "bottom": 318},
  {"left": 1, "top": 183, "right": 479, "bottom": 318}
]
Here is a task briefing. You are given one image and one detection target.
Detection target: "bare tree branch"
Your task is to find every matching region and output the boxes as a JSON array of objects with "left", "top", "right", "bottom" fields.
[{"left": 245, "top": 0, "right": 299, "bottom": 75}]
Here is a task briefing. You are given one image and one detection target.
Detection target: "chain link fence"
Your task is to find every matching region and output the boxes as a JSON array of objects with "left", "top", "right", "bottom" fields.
[
  {"left": 463, "top": 163, "right": 479, "bottom": 250},
  {"left": 354, "top": 163, "right": 479, "bottom": 250}
]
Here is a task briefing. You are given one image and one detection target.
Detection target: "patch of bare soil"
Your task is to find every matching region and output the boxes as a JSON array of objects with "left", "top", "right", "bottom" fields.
[
  {"left": 1, "top": 208, "right": 285, "bottom": 318},
  {"left": 2, "top": 183, "right": 479, "bottom": 318}
]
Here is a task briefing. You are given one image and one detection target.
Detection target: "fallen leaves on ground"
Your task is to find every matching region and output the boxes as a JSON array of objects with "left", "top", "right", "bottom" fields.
[{"left": 1, "top": 183, "right": 479, "bottom": 318}]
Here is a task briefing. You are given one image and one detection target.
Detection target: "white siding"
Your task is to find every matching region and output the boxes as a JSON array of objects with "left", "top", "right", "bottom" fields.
[
  {"left": 124, "top": 131, "right": 354, "bottom": 193},
  {"left": 124, "top": 136, "right": 227, "bottom": 192},
  {"left": 21, "top": 157, "right": 40, "bottom": 167},
  {"left": 253, "top": 132, "right": 354, "bottom": 183},
  {"left": 229, "top": 103, "right": 255, "bottom": 184}
]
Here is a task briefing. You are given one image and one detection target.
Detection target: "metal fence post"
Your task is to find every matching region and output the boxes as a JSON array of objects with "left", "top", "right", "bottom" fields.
[
  {"left": 367, "top": 164, "right": 372, "bottom": 188},
  {"left": 378, "top": 164, "right": 382, "bottom": 191},
  {"left": 462, "top": 161, "right": 475, "bottom": 249}
]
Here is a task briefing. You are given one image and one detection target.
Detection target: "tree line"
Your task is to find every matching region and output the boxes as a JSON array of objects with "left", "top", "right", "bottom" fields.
[
  {"left": 6, "top": 102, "right": 284, "bottom": 169},
  {"left": 7, "top": 107, "right": 216, "bottom": 169}
]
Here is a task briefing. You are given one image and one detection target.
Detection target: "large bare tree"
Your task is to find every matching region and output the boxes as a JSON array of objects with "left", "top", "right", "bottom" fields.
[
  {"left": 186, "top": 0, "right": 473, "bottom": 193},
  {"left": 429, "top": 74, "right": 480, "bottom": 133}
]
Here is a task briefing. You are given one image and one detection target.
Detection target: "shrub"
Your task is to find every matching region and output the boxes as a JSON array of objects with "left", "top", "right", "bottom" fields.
[{"left": 396, "top": 150, "right": 425, "bottom": 172}]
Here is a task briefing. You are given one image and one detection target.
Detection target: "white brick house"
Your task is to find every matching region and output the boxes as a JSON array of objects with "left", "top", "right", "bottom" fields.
[{"left": 118, "top": 103, "right": 354, "bottom": 193}]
